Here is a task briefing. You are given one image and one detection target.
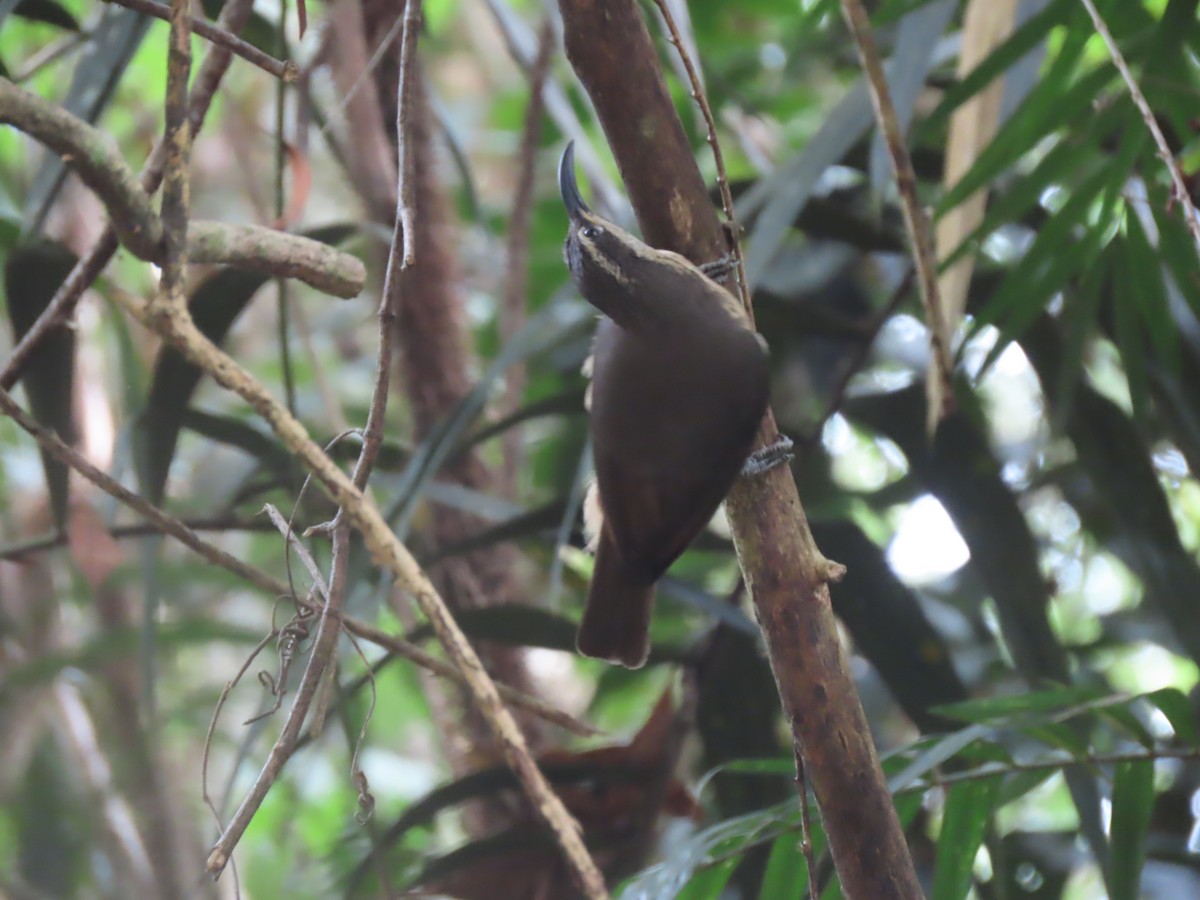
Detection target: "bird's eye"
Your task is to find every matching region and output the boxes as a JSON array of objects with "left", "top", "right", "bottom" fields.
[{"left": 581, "top": 225, "right": 601, "bottom": 239}]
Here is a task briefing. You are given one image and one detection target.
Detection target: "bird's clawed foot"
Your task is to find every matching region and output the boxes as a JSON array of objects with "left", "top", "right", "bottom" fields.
[
  {"left": 700, "top": 254, "right": 737, "bottom": 283},
  {"left": 741, "top": 436, "right": 794, "bottom": 477}
]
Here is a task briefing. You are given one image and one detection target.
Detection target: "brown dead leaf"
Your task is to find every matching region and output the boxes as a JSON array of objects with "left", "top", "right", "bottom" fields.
[{"left": 274, "top": 142, "right": 313, "bottom": 229}]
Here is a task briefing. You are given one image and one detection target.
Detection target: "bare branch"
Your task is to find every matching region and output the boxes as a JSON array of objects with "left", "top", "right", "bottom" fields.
[
  {"left": 839, "top": 0, "right": 954, "bottom": 426},
  {"left": 0, "top": 0, "right": 258, "bottom": 393},
  {"left": 102, "top": 0, "right": 297, "bottom": 81},
  {"left": 187, "top": 221, "right": 365, "bottom": 297},
  {"left": 0, "top": 387, "right": 595, "bottom": 737},
  {"left": 1079, "top": 0, "right": 1200, "bottom": 250},
  {"left": 395, "top": 0, "right": 423, "bottom": 267},
  {"left": 0, "top": 78, "right": 365, "bottom": 297},
  {"left": 104, "top": 285, "right": 602, "bottom": 891},
  {"left": 157, "top": 0, "right": 194, "bottom": 319},
  {"left": 0, "top": 77, "right": 163, "bottom": 257},
  {"left": 499, "top": 16, "right": 554, "bottom": 496}
]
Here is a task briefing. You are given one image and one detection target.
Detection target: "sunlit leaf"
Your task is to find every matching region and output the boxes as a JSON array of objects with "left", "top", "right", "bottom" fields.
[
  {"left": 1108, "top": 760, "right": 1154, "bottom": 900},
  {"left": 931, "top": 777, "right": 1000, "bottom": 900}
]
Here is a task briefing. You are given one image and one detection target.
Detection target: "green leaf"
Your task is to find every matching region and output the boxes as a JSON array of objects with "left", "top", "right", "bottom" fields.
[
  {"left": 1144, "top": 688, "right": 1198, "bottom": 745},
  {"left": 137, "top": 268, "right": 272, "bottom": 504},
  {"left": 1153, "top": 192, "right": 1200, "bottom": 322},
  {"left": 1023, "top": 723, "right": 1091, "bottom": 759},
  {"left": 933, "top": 685, "right": 1105, "bottom": 724},
  {"left": 972, "top": 163, "right": 1121, "bottom": 374},
  {"left": 931, "top": 777, "right": 1001, "bottom": 900},
  {"left": 3, "top": 240, "right": 77, "bottom": 529},
  {"left": 935, "top": 63, "right": 1115, "bottom": 218},
  {"left": 890, "top": 724, "right": 994, "bottom": 792},
  {"left": 937, "top": 100, "right": 1125, "bottom": 273},
  {"left": 997, "top": 768, "right": 1059, "bottom": 807},
  {"left": 1095, "top": 700, "right": 1154, "bottom": 749},
  {"left": 758, "top": 832, "right": 810, "bottom": 900},
  {"left": 1123, "top": 207, "right": 1178, "bottom": 375},
  {"left": 23, "top": 7, "right": 151, "bottom": 234},
  {"left": 1108, "top": 760, "right": 1154, "bottom": 900},
  {"left": 136, "top": 224, "right": 357, "bottom": 503},
  {"left": 621, "top": 802, "right": 802, "bottom": 897},
  {"left": 1112, "top": 237, "right": 1150, "bottom": 423},
  {"left": 13, "top": 0, "right": 78, "bottom": 30},
  {"left": 922, "top": 0, "right": 1072, "bottom": 135},
  {"left": 1053, "top": 255, "right": 1107, "bottom": 431},
  {"left": 181, "top": 408, "right": 295, "bottom": 474},
  {"left": 677, "top": 859, "right": 739, "bottom": 900}
]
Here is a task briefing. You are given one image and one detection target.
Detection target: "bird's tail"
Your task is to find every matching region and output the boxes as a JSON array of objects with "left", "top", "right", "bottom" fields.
[{"left": 577, "top": 531, "right": 655, "bottom": 669}]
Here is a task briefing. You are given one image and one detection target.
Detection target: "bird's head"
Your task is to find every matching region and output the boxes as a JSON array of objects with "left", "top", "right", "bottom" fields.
[{"left": 559, "top": 142, "right": 662, "bottom": 328}]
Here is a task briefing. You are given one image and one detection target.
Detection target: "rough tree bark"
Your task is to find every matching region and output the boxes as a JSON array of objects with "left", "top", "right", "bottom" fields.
[{"left": 557, "top": 1, "right": 923, "bottom": 897}]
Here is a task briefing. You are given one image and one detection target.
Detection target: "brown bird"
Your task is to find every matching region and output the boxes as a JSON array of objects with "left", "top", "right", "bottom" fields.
[{"left": 560, "top": 142, "right": 773, "bottom": 668}]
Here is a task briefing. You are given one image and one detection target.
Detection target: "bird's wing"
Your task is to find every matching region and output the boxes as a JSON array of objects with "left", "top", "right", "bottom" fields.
[{"left": 593, "top": 448, "right": 744, "bottom": 582}]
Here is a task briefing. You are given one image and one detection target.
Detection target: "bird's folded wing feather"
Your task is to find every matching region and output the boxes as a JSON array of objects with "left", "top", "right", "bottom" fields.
[{"left": 594, "top": 451, "right": 742, "bottom": 582}]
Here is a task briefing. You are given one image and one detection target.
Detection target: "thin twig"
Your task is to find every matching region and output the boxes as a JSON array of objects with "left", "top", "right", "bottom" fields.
[
  {"left": 102, "top": 0, "right": 297, "bottom": 81},
  {"left": 110, "top": 272, "right": 605, "bottom": 893},
  {"left": 314, "top": 6, "right": 405, "bottom": 154},
  {"left": 0, "top": 516, "right": 274, "bottom": 560},
  {"left": 210, "top": 512, "right": 354, "bottom": 868},
  {"left": 902, "top": 745, "right": 1200, "bottom": 792},
  {"left": 793, "top": 741, "right": 820, "bottom": 900},
  {"left": 12, "top": 30, "right": 89, "bottom": 83},
  {"left": 273, "top": 0, "right": 298, "bottom": 417},
  {"left": 839, "top": 0, "right": 955, "bottom": 423},
  {"left": 159, "top": 0, "right": 194, "bottom": 316},
  {"left": 651, "top": 0, "right": 754, "bottom": 321},
  {"left": 0, "top": 0, "right": 257, "bottom": 392},
  {"left": 395, "top": 0, "right": 423, "bottom": 267},
  {"left": 345, "top": 12, "right": 414, "bottom": 496},
  {"left": 314, "top": 526, "right": 351, "bottom": 739},
  {"left": 499, "top": 15, "right": 555, "bottom": 496},
  {"left": 202, "top": 629, "right": 278, "bottom": 824},
  {"left": 1079, "top": 0, "right": 1200, "bottom": 250},
  {"left": 343, "top": 625, "right": 380, "bottom": 824},
  {"left": 264, "top": 503, "right": 330, "bottom": 594},
  {"left": 0, "top": 387, "right": 595, "bottom": 737}
]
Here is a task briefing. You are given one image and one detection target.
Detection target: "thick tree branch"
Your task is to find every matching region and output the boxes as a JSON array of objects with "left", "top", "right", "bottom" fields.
[
  {"left": 0, "top": 0, "right": 258, "bottom": 393},
  {"left": 0, "top": 78, "right": 365, "bottom": 298},
  {"left": 557, "top": 1, "right": 921, "bottom": 896},
  {"left": 187, "top": 221, "right": 365, "bottom": 297}
]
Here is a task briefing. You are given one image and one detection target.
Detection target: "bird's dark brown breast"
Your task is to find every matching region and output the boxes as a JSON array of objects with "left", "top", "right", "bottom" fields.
[{"left": 589, "top": 309, "right": 768, "bottom": 579}]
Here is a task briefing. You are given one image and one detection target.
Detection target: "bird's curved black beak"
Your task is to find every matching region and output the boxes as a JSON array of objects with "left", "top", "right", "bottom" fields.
[{"left": 558, "top": 141, "right": 591, "bottom": 221}]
